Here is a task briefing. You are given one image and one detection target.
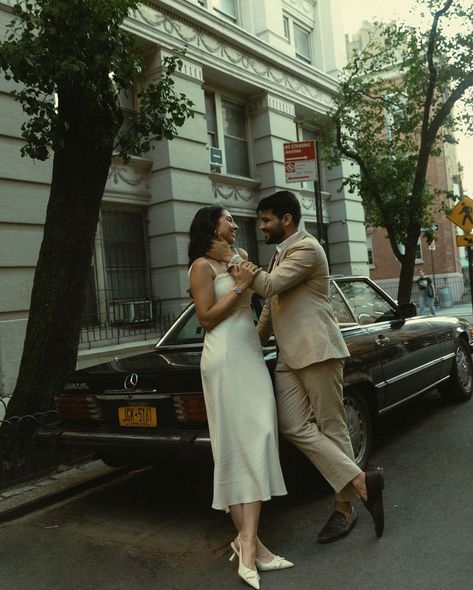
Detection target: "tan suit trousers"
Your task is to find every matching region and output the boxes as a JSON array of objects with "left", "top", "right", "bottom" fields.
[{"left": 275, "top": 357, "right": 361, "bottom": 502}]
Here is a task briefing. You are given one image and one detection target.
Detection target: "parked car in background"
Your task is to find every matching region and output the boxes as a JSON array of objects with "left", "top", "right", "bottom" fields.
[{"left": 35, "top": 276, "right": 473, "bottom": 470}]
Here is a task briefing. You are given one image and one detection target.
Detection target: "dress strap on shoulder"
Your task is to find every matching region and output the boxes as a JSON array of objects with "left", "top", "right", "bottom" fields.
[{"left": 204, "top": 258, "right": 220, "bottom": 276}]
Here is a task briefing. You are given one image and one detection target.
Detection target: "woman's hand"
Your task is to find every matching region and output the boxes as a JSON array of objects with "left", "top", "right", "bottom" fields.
[{"left": 231, "top": 261, "right": 261, "bottom": 290}]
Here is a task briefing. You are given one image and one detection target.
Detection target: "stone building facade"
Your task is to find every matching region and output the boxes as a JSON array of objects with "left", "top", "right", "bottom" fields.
[{"left": 0, "top": 0, "right": 368, "bottom": 396}]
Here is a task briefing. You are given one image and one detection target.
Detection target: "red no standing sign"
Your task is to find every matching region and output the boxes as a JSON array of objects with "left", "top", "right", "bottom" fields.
[{"left": 284, "top": 140, "right": 318, "bottom": 183}]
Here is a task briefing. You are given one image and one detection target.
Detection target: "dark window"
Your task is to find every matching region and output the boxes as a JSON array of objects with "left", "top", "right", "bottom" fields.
[
  {"left": 222, "top": 99, "right": 249, "bottom": 177},
  {"left": 294, "top": 23, "right": 311, "bottom": 63},
  {"left": 233, "top": 216, "right": 259, "bottom": 264},
  {"left": 101, "top": 210, "right": 148, "bottom": 300}
]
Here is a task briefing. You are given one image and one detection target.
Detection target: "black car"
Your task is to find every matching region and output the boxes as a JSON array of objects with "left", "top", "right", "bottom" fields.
[{"left": 35, "top": 276, "right": 473, "bottom": 469}]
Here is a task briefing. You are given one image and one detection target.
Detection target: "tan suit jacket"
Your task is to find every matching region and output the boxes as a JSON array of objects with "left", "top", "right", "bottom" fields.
[{"left": 251, "top": 231, "right": 349, "bottom": 370}]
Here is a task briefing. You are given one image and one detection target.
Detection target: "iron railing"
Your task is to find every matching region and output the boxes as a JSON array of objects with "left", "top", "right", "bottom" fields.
[
  {"left": 0, "top": 398, "right": 90, "bottom": 491},
  {"left": 79, "top": 291, "right": 177, "bottom": 348}
]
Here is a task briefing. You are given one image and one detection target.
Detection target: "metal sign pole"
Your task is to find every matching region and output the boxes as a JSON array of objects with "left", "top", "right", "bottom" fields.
[
  {"left": 430, "top": 247, "right": 437, "bottom": 308},
  {"left": 313, "top": 147, "right": 328, "bottom": 261},
  {"left": 468, "top": 246, "right": 473, "bottom": 316}
]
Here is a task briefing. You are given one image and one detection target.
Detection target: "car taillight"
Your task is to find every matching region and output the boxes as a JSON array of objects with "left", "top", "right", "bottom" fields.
[
  {"left": 173, "top": 394, "right": 207, "bottom": 423},
  {"left": 55, "top": 394, "right": 102, "bottom": 421}
]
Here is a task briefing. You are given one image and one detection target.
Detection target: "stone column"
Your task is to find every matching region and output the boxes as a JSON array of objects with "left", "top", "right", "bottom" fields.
[
  {"left": 144, "top": 49, "right": 212, "bottom": 315},
  {"left": 326, "top": 159, "right": 369, "bottom": 276},
  {"left": 249, "top": 92, "right": 298, "bottom": 265}
]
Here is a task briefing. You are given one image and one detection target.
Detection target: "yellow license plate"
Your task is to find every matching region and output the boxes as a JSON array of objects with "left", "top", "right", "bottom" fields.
[{"left": 118, "top": 406, "right": 157, "bottom": 427}]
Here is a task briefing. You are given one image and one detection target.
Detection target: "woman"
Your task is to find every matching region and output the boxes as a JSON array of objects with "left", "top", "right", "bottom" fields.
[{"left": 188, "top": 205, "right": 293, "bottom": 589}]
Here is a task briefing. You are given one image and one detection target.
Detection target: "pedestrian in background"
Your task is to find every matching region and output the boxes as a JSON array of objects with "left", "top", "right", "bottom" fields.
[{"left": 416, "top": 269, "right": 436, "bottom": 315}]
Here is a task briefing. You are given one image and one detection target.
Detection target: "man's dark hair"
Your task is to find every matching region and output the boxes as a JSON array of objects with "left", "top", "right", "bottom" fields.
[
  {"left": 188, "top": 205, "right": 225, "bottom": 267},
  {"left": 256, "top": 190, "right": 301, "bottom": 226}
]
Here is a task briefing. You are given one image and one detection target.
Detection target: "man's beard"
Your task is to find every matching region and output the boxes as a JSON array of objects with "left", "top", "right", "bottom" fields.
[{"left": 264, "top": 225, "right": 285, "bottom": 244}]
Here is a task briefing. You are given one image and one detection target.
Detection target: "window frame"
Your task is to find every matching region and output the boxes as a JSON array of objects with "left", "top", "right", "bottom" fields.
[
  {"left": 204, "top": 90, "right": 251, "bottom": 178},
  {"left": 213, "top": 0, "right": 238, "bottom": 23}
]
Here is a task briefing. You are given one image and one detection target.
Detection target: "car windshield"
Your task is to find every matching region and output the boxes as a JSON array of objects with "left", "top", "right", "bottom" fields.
[
  {"left": 160, "top": 279, "right": 399, "bottom": 346},
  {"left": 335, "top": 280, "right": 397, "bottom": 325},
  {"left": 161, "top": 295, "right": 262, "bottom": 346}
]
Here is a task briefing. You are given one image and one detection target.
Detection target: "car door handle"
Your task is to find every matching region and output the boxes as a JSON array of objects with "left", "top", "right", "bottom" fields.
[{"left": 375, "top": 335, "right": 391, "bottom": 347}]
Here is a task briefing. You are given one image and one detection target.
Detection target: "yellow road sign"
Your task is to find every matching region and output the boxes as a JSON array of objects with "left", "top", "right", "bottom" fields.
[
  {"left": 456, "top": 234, "right": 473, "bottom": 247},
  {"left": 448, "top": 197, "right": 473, "bottom": 232}
]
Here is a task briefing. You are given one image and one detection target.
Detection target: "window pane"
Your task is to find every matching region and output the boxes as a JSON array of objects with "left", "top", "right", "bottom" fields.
[
  {"left": 101, "top": 210, "right": 148, "bottom": 300},
  {"left": 329, "top": 284, "right": 355, "bottom": 324},
  {"left": 367, "top": 233, "right": 373, "bottom": 265},
  {"left": 233, "top": 216, "right": 259, "bottom": 264},
  {"left": 205, "top": 92, "right": 218, "bottom": 147},
  {"left": 305, "top": 221, "right": 328, "bottom": 242},
  {"left": 216, "top": 0, "right": 236, "bottom": 19},
  {"left": 222, "top": 100, "right": 246, "bottom": 138},
  {"left": 165, "top": 308, "right": 205, "bottom": 345},
  {"left": 294, "top": 23, "right": 311, "bottom": 62},
  {"left": 337, "top": 280, "right": 395, "bottom": 325},
  {"left": 224, "top": 137, "right": 249, "bottom": 176},
  {"left": 222, "top": 100, "right": 249, "bottom": 176}
]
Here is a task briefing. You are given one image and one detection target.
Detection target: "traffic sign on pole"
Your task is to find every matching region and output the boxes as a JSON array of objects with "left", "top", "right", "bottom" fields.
[
  {"left": 456, "top": 234, "right": 473, "bottom": 247},
  {"left": 284, "top": 140, "right": 318, "bottom": 183},
  {"left": 447, "top": 197, "right": 473, "bottom": 233}
]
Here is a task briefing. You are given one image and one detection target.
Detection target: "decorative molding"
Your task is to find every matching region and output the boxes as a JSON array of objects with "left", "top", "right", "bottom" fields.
[
  {"left": 283, "top": 0, "right": 316, "bottom": 16},
  {"left": 249, "top": 93, "right": 295, "bottom": 117},
  {"left": 133, "top": 5, "right": 334, "bottom": 110},
  {"left": 107, "top": 157, "right": 152, "bottom": 189},
  {"left": 212, "top": 180, "right": 259, "bottom": 203}
]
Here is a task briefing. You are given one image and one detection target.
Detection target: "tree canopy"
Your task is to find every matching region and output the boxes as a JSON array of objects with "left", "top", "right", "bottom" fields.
[
  {"left": 0, "top": 0, "right": 193, "bottom": 162},
  {"left": 0, "top": 0, "right": 194, "bottom": 419},
  {"left": 312, "top": 0, "right": 473, "bottom": 303}
]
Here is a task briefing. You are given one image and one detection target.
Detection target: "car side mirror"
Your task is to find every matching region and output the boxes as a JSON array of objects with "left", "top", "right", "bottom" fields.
[{"left": 397, "top": 302, "right": 417, "bottom": 319}]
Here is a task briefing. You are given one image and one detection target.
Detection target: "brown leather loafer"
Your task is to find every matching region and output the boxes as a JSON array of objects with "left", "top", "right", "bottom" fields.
[
  {"left": 317, "top": 507, "right": 358, "bottom": 544},
  {"left": 362, "top": 467, "right": 385, "bottom": 537}
]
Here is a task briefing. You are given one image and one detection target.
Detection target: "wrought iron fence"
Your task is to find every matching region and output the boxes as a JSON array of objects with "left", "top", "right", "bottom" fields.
[
  {"left": 79, "top": 291, "right": 178, "bottom": 348},
  {"left": 0, "top": 397, "right": 90, "bottom": 491}
]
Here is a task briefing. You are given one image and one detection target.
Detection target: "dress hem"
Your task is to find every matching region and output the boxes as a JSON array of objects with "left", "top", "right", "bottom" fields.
[{"left": 212, "top": 491, "right": 288, "bottom": 512}]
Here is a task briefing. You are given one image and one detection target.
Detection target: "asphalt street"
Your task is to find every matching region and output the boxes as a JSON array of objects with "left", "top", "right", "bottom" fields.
[{"left": 1, "top": 390, "right": 473, "bottom": 590}]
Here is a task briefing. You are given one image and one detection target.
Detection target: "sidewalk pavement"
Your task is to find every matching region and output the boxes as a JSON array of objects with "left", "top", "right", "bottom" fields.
[
  {"left": 434, "top": 301, "right": 473, "bottom": 323},
  {"left": 0, "top": 460, "right": 126, "bottom": 524}
]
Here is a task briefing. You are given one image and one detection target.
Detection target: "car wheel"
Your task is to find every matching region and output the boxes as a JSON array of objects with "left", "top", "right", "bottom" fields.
[
  {"left": 439, "top": 339, "right": 473, "bottom": 403},
  {"left": 343, "top": 390, "right": 372, "bottom": 470}
]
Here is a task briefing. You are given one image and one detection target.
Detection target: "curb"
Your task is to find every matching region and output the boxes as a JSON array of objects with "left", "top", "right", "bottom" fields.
[{"left": 0, "top": 463, "right": 131, "bottom": 525}]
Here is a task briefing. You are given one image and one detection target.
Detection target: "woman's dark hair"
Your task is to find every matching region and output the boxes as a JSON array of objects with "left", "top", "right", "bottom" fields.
[{"left": 188, "top": 205, "right": 225, "bottom": 267}]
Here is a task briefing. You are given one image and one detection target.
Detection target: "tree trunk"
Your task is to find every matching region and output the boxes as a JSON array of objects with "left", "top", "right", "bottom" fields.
[
  {"left": 397, "top": 230, "right": 420, "bottom": 305},
  {"left": 3, "top": 88, "right": 114, "bottom": 421}
]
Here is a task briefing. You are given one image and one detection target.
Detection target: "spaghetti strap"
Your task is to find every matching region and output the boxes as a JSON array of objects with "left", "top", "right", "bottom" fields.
[{"left": 204, "top": 258, "right": 221, "bottom": 276}]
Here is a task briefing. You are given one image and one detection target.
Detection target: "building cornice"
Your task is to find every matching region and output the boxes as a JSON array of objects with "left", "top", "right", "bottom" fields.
[{"left": 125, "top": 1, "right": 338, "bottom": 113}]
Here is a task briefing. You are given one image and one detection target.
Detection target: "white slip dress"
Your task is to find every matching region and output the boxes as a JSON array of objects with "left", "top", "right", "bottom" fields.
[{"left": 197, "top": 260, "right": 287, "bottom": 511}]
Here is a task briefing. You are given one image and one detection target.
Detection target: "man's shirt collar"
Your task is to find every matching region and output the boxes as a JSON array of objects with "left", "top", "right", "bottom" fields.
[{"left": 276, "top": 229, "right": 305, "bottom": 257}]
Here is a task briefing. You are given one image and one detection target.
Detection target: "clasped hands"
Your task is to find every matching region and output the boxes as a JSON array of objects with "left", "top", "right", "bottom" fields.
[{"left": 207, "top": 237, "right": 260, "bottom": 290}]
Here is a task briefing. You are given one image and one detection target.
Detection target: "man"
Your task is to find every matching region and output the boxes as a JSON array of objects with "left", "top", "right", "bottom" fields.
[
  {"left": 208, "top": 190, "right": 385, "bottom": 543},
  {"left": 416, "top": 269, "right": 436, "bottom": 316}
]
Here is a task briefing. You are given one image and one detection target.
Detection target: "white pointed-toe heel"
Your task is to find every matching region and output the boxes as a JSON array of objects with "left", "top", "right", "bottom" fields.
[
  {"left": 229, "top": 537, "right": 260, "bottom": 590},
  {"left": 231, "top": 540, "right": 294, "bottom": 573},
  {"left": 255, "top": 555, "right": 294, "bottom": 571}
]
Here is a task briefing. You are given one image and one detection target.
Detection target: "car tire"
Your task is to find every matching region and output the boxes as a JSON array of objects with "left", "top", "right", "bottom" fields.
[
  {"left": 439, "top": 339, "right": 473, "bottom": 403},
  {"left": 343, "top": 390, "right": 373, "bottom": 470}
]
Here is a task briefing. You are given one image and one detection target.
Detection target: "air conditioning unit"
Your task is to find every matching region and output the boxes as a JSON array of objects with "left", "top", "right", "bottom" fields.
[{"left": 110, "top": 300, "right": 153, "bottom": 324}]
